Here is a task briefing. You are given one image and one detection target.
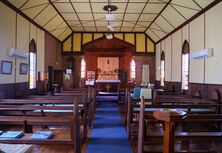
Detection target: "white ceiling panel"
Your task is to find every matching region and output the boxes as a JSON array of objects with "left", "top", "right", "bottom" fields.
[
  {"left": 143, "top": 3, "right": 166, "bottom": 13},
  {"left": 34, "top": 5, "right": 58, "bottom": 26},
  {"left": 111, "top": 0, "right": 127, "bottom": 2},
  {"left": 121, "top": 27, "right": 133, "bottom": 32},
  {"left": 173, "top": 5, "right": 198, "bottom": 19},
  {"left": 122, "top": 22, "right": 135, "bottom": 27},
  {"left": 82, "top": 21, "right": 95, "bottom": 26},
  {"left": 58, "top": 28, "right": 72, "bottom": 41},
  {"left": 124, "top": 14, "right": 140, "bottom": 21},
  {"left": 137, "top": 21, "right": 152, "bottom": 27},
  {"left": 52, "top": 27, "right": 68, "bottom": 37},
  {"left": 150, "top": 23, "right": 167, "bottom": 34},
  {"left": 21, "top": 0, "right": 48, "bottom": 10},
  {"left": 155, "top": 16, "right": 174, "bottom": 33},
  {"left": 67, "top": 20, "right": 81, "bottom": 26},
  {"left": 97, "top": 27, "right": 108, "bottom": 31},
  {"left": 95, "top": 21, "right": 108, "bottom": 26},
  {"left": 192, "top": 0, "right": 214, "bottom": 8},
  {"left": 133, "top": 26, "right": 147, "bottom": 31},
  {"left": 5, "top": 0, "right": 218, "bottom": 42},
  {"left": 126, "top": 3, "right": 146, "bottom": 13},
  {"left": 44, "top": 15, "right": 64, "bottom": 31},
  {"left": 22, "top": 4, "right": 48, "bottom": 19},
  {"left": 171, "top": 0, "right": 202, "bottom": 10},
  {"left": 93, "top": 14, "right": 106, "bottom": 20},
  {"left": 110, "top": 3, "right": 127, "bottom": 13},
  {"left": 62, "top": 13, "right": 79, "bottom": 20},
  {"left": 84, "top": 26, "right": 97, "bottom": 31},
  {"left": 145, "top": 29, "right": 159, "bottom": 42},
  {"left": 161, "top": 5, "right": 186, "bottom": 28},
  {"left": 92, "top": 3, "right": 107, "bottom": 13},
  {"left": 139, "top": 14, "right": 157, "bottom": 22},
  {"left": 72, "top": 26, "right": 84, "bottom": 31},
  {"left": 112, "top": 13, "right": 124, "bottom": 21},
  {"left": 78, "top": 13, "right": 94, "bottom": 20},
  {"left": 152, "top": 29, "right": 166, "bottom": 39},
  {"left": 53, "top": 3, "right": 74, "bottom": 12},
  {"left": 73, "top": 3, "right": 91, "bottom": 13}
]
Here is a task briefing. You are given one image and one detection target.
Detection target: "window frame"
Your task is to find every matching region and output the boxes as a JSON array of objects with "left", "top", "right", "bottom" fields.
[
  {"left": 130, "top": 58, "right": 136, "bottom": 79},
  {"left": 29, "top": 39, "right": 37, "bottom": 90},
  {"left": 181, "top": 40, "right": 190, "bottom": 91},
  {"left": 81, "top": 58, "right": 86, "bottom": 79},
  {"left": 160, "top": 51, "right": 165, "bottom": 87}
]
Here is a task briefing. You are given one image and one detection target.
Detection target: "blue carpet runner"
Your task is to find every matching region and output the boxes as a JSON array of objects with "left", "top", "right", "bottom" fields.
[{"left": 86, "top": 98, "right": 133, "bottom": 153}]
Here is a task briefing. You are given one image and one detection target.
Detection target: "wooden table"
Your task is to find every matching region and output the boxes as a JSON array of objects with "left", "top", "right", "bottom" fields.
[{"left": 153, "top": 109, "right": 187, "bottom": 153}]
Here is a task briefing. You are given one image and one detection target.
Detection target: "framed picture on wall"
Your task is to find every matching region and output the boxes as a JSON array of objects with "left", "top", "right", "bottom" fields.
[
  {"left": 19, "top": 63, "right": 28, "bottom": 75},
  {"left": 1, "top": 60, "right": 13, "bottom": 75}
]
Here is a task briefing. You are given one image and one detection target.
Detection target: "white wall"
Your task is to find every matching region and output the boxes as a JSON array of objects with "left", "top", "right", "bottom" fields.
[
  {"left": 0, "top": 2, "right": 45, "bottom": 84},
  {"left": 189, "top": 14, "right": 205, "bottom": 83},
  {"left": 205, "top": 3, "right": 222, "bottom": 84},
  {"left": 0, "top": 3, "right": 16, "bottom": 84},
  {"left": 156, "top": 2, "right": 222, "bottom": 85},
  {"left": 164, "top": 36, "right": 172, "bottom": 81},
  {"left": 171, "top": 30, "right": 181, "bottom": 82}
]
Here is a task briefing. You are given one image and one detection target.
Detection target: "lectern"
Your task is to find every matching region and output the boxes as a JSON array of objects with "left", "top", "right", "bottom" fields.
[{"left": 153, "top": 109, "right": 187, "bottom": 153}]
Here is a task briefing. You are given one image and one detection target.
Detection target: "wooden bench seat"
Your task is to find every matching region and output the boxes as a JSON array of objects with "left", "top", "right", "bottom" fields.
[
  {"left": 0, "top": 102, "right": 81, "bottom": 153},
  {"left": 136, "top": 97, "right": 222, "bottom": 153}
]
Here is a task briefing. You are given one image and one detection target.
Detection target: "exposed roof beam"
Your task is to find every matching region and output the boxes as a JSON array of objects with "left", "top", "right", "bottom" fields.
[
  {"left": 21, "top": 3, "right": 49, "bottom": 11},
  {"left": 19, "top": 0, "right": 29, "bottom": 9},
  {"left": 131, "top": 0, "right": 149, "bottom": 32},
  {"left": 49, "top": 0, "right": 73, "bottom": 32},
  {"left": 144, "top": 0, "right": 172, "bottom": 32},
  {"left": 193, "top": 0, "right": 203, "bottom": 9},
  {"left": 68, "top": 0, "right": 85, "bottom": 31},
  {"left": 170, "top": 4, "right": 187, "bottom": 20},
  {"left": 120, "top": 0, "right": 129, "bottom": 31},
  {"left": 89, "top": 0, "right": 97, "bottom": 31}
]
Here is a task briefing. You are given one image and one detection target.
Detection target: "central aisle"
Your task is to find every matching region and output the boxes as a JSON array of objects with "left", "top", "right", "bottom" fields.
[{"left": 86, "top": 97, "right": 133, "bottom": 153}]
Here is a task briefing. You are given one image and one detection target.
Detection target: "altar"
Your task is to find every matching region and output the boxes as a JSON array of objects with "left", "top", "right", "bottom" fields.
[{"left": 96, "top": 80, "right": 121, "bottom": 100}]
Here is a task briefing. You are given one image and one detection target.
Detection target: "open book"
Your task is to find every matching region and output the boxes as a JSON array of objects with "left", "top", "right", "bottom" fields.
[
  {"left": 0, "top": 131, "right": 24, "bottom": 138},
  {"left": 31, "top": 131, "right": 53, "bottom": 139}
]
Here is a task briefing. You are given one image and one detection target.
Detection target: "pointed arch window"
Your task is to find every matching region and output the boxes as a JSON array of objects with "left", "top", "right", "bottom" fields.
[
  {"left": 81, "top": 58, "right": 86, "bottom": 78},
  {"left": 130, "top": 59, "right": 136, "bottom": 79},
  {"left": 160, "top": 51, "right": 165, "bottom": 87},
  {"left": 29, "top": 39, "right": 37, "bottom": 89},
  {"left": 182, "top": 41, "right": 189, "bottom": 90}
]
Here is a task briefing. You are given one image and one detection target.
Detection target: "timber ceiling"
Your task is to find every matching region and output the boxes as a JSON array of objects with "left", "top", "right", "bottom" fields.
[{"left": 6, "top": 0, "right": 217, "bottom": 42}]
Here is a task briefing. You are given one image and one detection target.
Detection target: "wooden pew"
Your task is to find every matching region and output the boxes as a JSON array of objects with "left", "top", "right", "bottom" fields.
[
  {"left": 53, "top": 90, "right": 96, "bottom": 129},
  {"left": 137, "top": 97, "right": 222, "bottom": 153},
  {"left": 0, "top": 96, "right": 88, "bottom": 143},
  {"left": 0, "top": 99, "right": 81, "bottom": 153},
  {"left": 125, "top": 89, "right": 221, "bottom": 131}
]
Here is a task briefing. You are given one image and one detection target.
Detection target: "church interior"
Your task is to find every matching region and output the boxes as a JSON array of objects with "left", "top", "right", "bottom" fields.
[{"left": 0, "top": 0, "right": 222, "bottom": 153}]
